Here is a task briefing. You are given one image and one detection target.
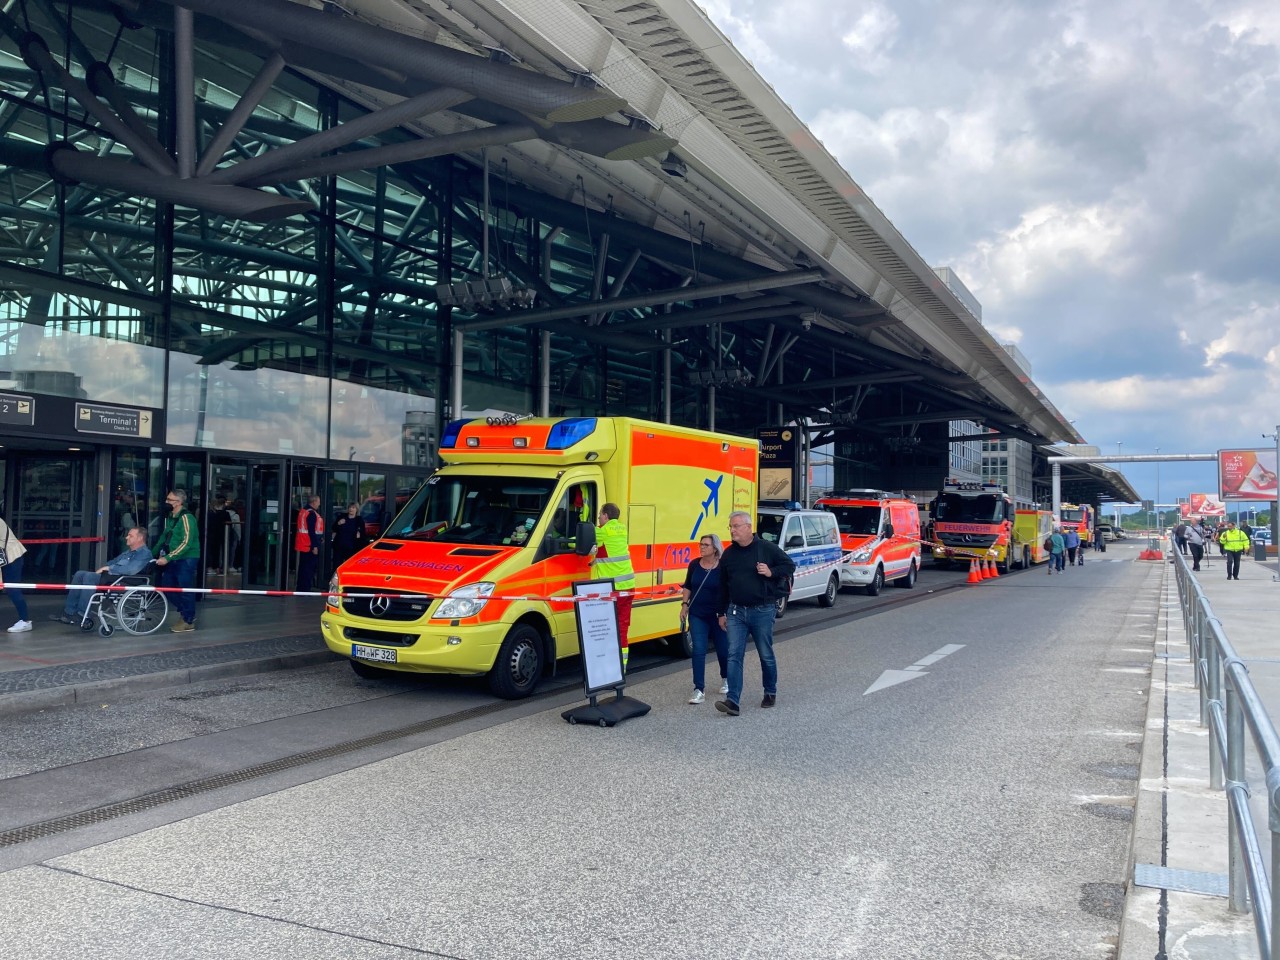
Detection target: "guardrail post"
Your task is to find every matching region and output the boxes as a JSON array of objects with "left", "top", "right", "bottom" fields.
[
  {"left": 1226, "top": 683, "right": 1246, "bottom": 909},
  {"left": 1208, "top": 620, "right": 1224, "bottom": 788}
]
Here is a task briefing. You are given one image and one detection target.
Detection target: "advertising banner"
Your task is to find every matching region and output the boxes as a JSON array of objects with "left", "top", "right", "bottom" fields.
[
  {"left": 1179, "top": 503, "right": 1191, "bottom": 518},
  {"left": 1219, "top": 448, "right": 1279, "bottom": 502},
  {"left": 1189, "top": 493, "right": 1226, "bottom": 517}
]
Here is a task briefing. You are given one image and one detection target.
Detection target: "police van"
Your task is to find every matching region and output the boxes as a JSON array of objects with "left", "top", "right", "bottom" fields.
[{"left": 755, "top": 501, "right": 842, "bottom": 615}]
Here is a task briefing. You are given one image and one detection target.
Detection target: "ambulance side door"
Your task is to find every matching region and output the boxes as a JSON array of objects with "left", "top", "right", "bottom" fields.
[{"left": 540, "top": 481, "right": 598, "bottom": 654}]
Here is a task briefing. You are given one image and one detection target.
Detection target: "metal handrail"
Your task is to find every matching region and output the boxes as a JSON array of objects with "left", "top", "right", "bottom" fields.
[{"left": 1171, "top": 546, "right": 1280, "bottom": 958}]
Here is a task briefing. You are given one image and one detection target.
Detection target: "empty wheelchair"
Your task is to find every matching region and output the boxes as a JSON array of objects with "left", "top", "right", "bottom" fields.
[{"left": 77, "top": 568, "right": 169, "bottom": 637}]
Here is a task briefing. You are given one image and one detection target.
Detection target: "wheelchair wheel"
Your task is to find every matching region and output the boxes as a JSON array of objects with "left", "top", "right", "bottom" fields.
[
  {"left": 99, "top": 623, "right": 114, "bottom": 637},
  {"left": 117, "top": 588, "right": 169, "bottom": 635},
  {"left": 80, "top": 618, "right": 95, "bottom": 632}
]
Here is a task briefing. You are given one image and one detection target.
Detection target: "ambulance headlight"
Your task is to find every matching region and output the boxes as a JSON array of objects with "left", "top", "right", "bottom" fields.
[
  {"left": 327, "top": 575, "right": 340, "bottom": 607},
  {"left": 850, "top": 547, "right": 873, "bottom": 563},
  {"left": 434, "top": 582, "right": 495, "bottom": 618}
]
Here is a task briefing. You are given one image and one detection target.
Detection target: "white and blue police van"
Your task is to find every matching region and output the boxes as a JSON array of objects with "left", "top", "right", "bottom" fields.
[{"left": 755, "top": 500, "right": 842, "bottom": 616}]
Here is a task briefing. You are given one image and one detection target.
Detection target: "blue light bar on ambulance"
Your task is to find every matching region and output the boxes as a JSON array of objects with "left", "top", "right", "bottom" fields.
[
  {"left": 439, "top": 419, "right": 471, "bottom": 449},
  {"left": 547, "top": 418, "right": 597, "bottom": 450}
]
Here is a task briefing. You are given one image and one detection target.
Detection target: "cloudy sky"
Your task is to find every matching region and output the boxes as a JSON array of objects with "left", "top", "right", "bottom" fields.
[{"left": 699, "top": 0, "right": 1280, "bottom": 510}]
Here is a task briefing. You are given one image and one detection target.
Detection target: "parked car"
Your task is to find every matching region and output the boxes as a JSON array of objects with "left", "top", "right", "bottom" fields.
[
  {"left": 756, "top": 501, "right": 842, "bottom": 616},
  {"left": 1095, "top": 523, "right": 1117, "bottom": 542},
  {"left": 1253, "top": 528, "right": 1273, "bottom": 546}
]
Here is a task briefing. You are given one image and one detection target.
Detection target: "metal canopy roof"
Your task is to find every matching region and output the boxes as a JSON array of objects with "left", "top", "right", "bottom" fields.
[{"left": 21, "top": 0, "right": 1084, "bottom": 446}]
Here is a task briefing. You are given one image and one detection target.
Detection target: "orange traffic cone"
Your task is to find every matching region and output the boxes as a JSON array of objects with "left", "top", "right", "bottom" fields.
[
  {"left": 980, "top": 558, "right": 992, "bottom": 579},
  {"left": 966, "top": 559, "right": 982, "bottom": 584},
  {"left": 989, "top": 557, "right": 1000, "bottom": 578}
]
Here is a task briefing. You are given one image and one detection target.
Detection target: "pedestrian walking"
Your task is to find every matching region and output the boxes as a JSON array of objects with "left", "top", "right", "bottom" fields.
[
  {"left": 0, "top": 514, "right": 31, "bottom": 633},
  {"left": 680, "top": 533, "right": 729, "bottom": 704},
  {"left": 714, "top": 510, "right": 795, "bottom": 716},
  {"left": 1047, "top": 527, "right": 1065, "bottom": 574},
  {"left": 1173, "top": 522, "right": 1188, "bottom": 555},
  {"left": 1219, "top": 520, "right": 1249, "bottom": 580},
  {"left": 1185, "top": 519, "right": 1206, "bottom": 572},
  {"left": 155, "top": 489, "right": 201, "bottom": 631},
  {"left": 1064, "top": 527, "right": 1080, "bottom": 566}
]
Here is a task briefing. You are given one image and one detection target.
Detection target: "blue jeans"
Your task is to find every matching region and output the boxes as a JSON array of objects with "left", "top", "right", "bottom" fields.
[
  {"left": 3, "top": 554, "right": 28, "bottom": 621},
  {"left": 688, "top": 613, "right": 728, "bottom": 692},
  {"left": 725, "top": 603, "right": 778, "bottom": 706},
  {"left": 64, "top": 570, "right": 104, "bottom": 618},
  {"left": 1053, "top": 552, "right": 1065, "bottom": 571},
  {"left": 161, "top": 557, "right": 197, "bottom": 623}
]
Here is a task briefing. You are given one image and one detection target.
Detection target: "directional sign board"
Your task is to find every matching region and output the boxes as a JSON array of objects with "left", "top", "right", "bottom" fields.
[
  {"left": 0, "top": 392, "right": 35, "bottom": 427},
  {"left": 75, "top": 402, "right": 153, "bottom": 439}
]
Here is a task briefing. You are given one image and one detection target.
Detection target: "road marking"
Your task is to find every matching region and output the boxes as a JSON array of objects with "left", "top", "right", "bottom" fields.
[{"left": 864, "top": 643, "right": 965, "bottom": 695}]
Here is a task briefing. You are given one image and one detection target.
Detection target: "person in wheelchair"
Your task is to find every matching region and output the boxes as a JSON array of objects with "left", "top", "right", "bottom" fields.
[{"left": 51, "top": 526, "right": 153, "bottom": 625}]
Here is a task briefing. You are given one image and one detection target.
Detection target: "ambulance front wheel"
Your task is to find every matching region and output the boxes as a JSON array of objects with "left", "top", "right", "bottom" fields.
[
  {"left": 893, "top": 562, "right": 917, "bottom": 589},
  {"left": 864, "top": 566, "right": 884, "bottom": 596},
  {"left": 489, "top": 624, "right": 543, "bottom": 699}
]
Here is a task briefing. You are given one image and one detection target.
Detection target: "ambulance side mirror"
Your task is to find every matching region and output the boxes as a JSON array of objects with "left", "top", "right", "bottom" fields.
[
  {"left": 574, "top": 522, "right": 597, "bottom": 556},
  {"left": 882, "top": 522, "right": 894, "bottom": 539}
]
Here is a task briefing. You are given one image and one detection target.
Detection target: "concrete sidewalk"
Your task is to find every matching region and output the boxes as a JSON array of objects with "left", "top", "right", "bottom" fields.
[
  {"left": 0, "top": 588, "right": 333, "bottom": 716},
  {"left": 1119, "top": 547, "right": 1280, "bottom": 959}
]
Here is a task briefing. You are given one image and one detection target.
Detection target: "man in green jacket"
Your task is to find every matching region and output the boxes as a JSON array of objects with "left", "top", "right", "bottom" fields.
[
  {"left": 589, "top": 502, "right": 635, "bottom": 672},
  {"left": 156, "top": 488, "right": 202, "bottom": 631},
  {"left": 1219, "top": 520, "right": 1250, "bottom": 581}
]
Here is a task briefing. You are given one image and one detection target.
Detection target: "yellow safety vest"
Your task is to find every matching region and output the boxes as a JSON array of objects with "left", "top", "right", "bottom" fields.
[{"left": 594, "top": 518, "right": 635, "bottom": 589}]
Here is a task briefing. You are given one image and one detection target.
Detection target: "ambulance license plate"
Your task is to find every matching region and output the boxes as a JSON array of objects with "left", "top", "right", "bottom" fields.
[{"left": 352, "top": 644, "right": 397, "bottom": 664}]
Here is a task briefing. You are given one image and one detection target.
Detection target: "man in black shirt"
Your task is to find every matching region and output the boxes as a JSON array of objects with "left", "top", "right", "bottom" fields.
[{"left": 715, "top": 510, "right": 795, "bottom": 716}]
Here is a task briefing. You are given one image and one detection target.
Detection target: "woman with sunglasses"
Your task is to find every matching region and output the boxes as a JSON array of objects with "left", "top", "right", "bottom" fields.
[{"left": 680, "top": 533, "right": 729, "bottom": 704}]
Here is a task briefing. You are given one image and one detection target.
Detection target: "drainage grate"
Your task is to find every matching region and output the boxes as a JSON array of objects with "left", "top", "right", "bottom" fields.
[
  {"left": 0, "top": 697, "right": 522, "bottom": 847},
  {"left": 1133, "top": 864, "right": 1229, "bottom": 898}
]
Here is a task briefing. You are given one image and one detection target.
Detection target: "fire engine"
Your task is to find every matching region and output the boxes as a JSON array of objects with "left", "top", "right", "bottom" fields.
[
  {"left": 928, "top": 479, "right": 1016, "bottom": 572},
  {"left": 1058, "top": 503, "right": 1095, "bottom": 545}
]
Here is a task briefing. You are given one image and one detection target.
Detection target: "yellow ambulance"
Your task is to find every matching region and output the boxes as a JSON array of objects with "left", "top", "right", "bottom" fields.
[{"left": 322, "top": 416, "right": 757, "bottom": 698}]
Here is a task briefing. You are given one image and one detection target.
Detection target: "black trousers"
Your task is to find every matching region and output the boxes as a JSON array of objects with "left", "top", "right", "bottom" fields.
[
  {"left": 1225, "top": 551, "right": 1242, "bottom": 579},
  {"left": 1189, "top": 543, "right": 1204, "bottom": 570}
]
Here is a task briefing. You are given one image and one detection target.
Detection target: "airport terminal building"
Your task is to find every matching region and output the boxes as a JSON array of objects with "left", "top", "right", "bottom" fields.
[{"left": 0, "top": 0, "right": 1130, "bottom": 589}]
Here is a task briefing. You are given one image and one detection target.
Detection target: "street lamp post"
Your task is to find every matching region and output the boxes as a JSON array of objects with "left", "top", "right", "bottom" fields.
[{"left": 1155, "top": 447, "right": 1160, "bottom": 537}]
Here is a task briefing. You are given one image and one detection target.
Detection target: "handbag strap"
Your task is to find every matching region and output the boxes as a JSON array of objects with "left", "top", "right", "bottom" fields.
[{"left": 688, "top": 559, "right": 715, "bottom": 605}]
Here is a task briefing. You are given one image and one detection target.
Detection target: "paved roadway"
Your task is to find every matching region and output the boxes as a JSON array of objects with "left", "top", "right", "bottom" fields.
[{"left": 0, "top": 545, "right": 1169, "bottom": 957}]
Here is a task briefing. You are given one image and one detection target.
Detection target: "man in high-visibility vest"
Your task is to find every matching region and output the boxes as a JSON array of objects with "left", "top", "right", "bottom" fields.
[
  {"left": 1219, "top": 520, "right": 1250, "bottom": 581},
  {"left": 590, "top": 502, "right": 635, "bottom": 671},
  {"left": 295, "top": 495, "right": 325, "bottom": 591}
]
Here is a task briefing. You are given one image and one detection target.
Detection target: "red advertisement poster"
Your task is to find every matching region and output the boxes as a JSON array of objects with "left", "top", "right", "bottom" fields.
[
  {"left": 1179, "top": 503, "right": 1191, "bottom": 518},
  {"left": 1189, "top": 493, "right": 1226, "bottom": 517},
  {"left": 1219, "top": 449, "right": 1279, "bottom": 501}
]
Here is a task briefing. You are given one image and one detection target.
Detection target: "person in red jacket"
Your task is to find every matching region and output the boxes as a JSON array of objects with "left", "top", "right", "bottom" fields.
[{"left": 295, "top": 495, "right": 325, "bottom": 591}]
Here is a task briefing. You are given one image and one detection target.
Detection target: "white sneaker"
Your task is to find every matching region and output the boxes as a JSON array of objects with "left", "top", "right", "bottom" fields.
[
  {"left": 688, "top": 689, "right": 705, "bottom": 704},
  {"left": 7, "top": 620, "right": 32, "bottom": 633},
  {"left": 719, "top": 680, "right": 729, "bottom": 695}
]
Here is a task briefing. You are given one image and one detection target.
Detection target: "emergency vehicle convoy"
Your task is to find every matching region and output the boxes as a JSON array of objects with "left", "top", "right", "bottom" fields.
[
  {"left": 322, "top": 416, "right": 757, "bottom": 698},
  {"left": 1058, "top": 503, "right": 1095, "bottom": 545},
  {"left": 928, "top": 479, "right": 1017, "bottom": 572},
  {"left": 815, "top": 489, "right": 921, "bottom": 594}
]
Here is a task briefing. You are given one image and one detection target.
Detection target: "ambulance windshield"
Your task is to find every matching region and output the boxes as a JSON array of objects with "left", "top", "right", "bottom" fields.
[
  {"left": 385, "top": 475, "right": 557, "bottom": 546},
  {"left": 934, "top": 492, "right": 1004, "bottom": 523},
  {"left": 821, "top": 505, "right": 882, "bottom": 536}
]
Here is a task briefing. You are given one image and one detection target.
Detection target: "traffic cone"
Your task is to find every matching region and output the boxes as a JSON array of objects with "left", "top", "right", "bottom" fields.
[
  {"left": 981, "top": 558, "right": 993, "bottom": 579},
  {"left": 967, "top": 559, "right": 982, "bottom": 584},
  {"left": 989, "top": 557, "right": 1000, "bottom": 578}
]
